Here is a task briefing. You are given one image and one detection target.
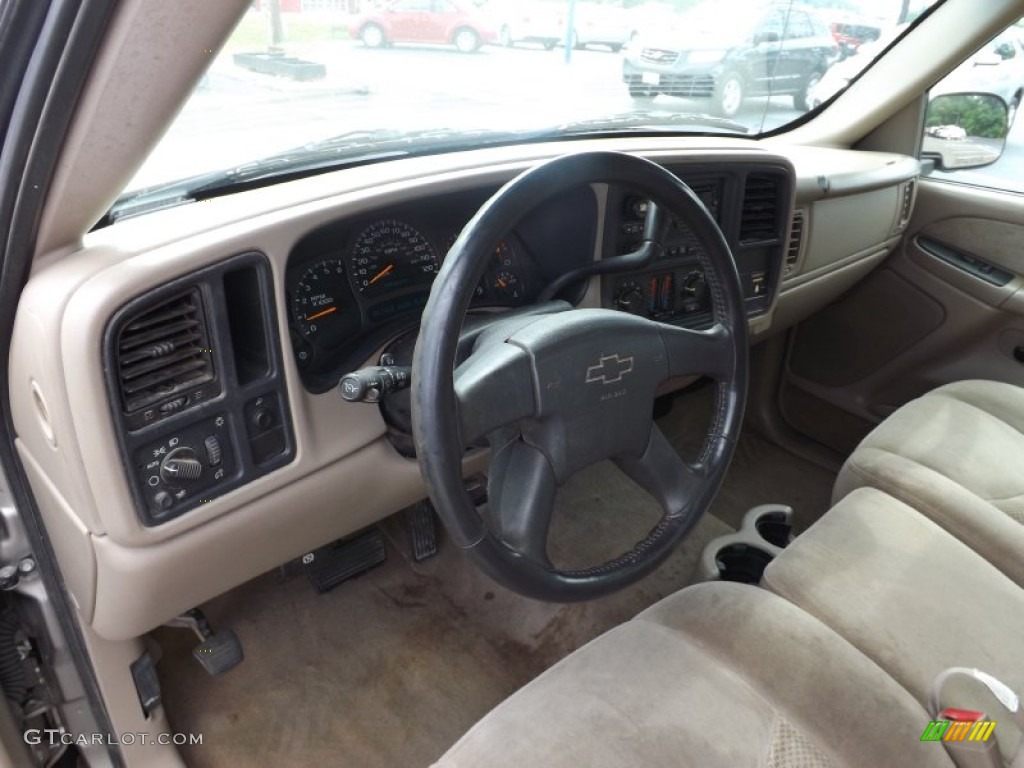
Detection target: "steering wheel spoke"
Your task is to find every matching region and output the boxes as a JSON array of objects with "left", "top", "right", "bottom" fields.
[
  {"left": 660, "top": 322, "right": 735, "bottom": 381},
  {"left": 454, "top": 343, "right": 536, "bottom": 444},
  {"left": 487, "top": 439, "right": 557, "bottom": 565},
  {"left": 615, "top": 424, "right": 706, "bottom": 518}
]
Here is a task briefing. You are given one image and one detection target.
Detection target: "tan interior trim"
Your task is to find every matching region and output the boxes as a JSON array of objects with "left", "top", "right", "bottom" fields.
[{"left": 35, "top": 0, "right": 249, "bottom": 258}]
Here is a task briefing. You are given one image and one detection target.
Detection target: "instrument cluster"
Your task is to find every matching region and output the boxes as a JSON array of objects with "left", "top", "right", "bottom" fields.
[
  {"left": 286, "top": 211, "right": 540, "bottom": 393},
  {"left": 285, "top": 184, "right": 598, "bottom": 393}
]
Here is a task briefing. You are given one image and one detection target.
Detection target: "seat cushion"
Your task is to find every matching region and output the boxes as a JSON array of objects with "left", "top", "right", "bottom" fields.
[
  {"left": 763, "top": 486, "right": 1024, "bottom": 762},
  {"left": 436, "top": 582, "right": 950, "bottom": 768},
  {"left": 834, "top": 379, "right": 1024, "bottom": 586}
]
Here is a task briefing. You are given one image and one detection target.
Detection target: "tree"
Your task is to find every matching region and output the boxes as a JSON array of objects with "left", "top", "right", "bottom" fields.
[{"left": 926, "top": 95, "right": 1008, "bottom": 139}]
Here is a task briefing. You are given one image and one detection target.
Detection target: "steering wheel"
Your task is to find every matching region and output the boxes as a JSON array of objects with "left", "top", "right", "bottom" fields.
[{"left": 412, "top": 151, "right": 748, "bottom": 601}]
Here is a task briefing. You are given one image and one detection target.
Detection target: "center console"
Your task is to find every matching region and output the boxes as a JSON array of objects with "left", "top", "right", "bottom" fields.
[{"left": 602, "top": 165, "right": 792, "bottom": 327}]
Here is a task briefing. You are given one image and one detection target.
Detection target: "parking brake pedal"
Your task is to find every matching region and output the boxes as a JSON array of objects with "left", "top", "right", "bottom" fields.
[
  {"left": 165, "top": 608, "right": 244, "bottom": 676},
  {"left": 302, "top": 527, "right": 387, "bottom": 593}
]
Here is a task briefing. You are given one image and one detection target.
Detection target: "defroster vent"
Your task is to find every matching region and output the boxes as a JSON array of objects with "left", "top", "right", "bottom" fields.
[
  {"left": 117, "top": 289, "right": 215, "bottom": 415},
  {"left": 740, "top": 174, "right": 781, "bottom": 243}
]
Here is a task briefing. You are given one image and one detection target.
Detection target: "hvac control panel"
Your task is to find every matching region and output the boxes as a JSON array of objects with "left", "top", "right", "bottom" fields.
[{"left": 106, "top": 253, "right": 295, "bottom": 526}]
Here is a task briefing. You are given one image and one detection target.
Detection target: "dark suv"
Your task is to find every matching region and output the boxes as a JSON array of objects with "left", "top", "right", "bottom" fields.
[{"left": 623, "top": 3, "right": 838, "bottom": 116}]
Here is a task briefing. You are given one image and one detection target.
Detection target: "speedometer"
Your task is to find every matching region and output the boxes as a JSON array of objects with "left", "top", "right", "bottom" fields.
[{"left": 349, "top": 220, "right": 438, "bottom": 299}]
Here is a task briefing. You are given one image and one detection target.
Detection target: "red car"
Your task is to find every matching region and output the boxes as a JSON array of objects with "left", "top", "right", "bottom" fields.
[{"left": 350, "top": 0, "right": 497, "bottom": 53}]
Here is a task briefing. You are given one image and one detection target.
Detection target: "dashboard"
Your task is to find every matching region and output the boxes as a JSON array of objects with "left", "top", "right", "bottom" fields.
[
  {"left": 285, "top": 164, "right": 793, "bottom": 394},
  {"left": 10, "top": 139, "right": 920, "bottom": 641}
]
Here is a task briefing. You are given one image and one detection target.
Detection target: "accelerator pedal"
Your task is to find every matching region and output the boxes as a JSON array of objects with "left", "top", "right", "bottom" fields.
[
  {"left": 404, "top": 501, "right": 439, "bottom": 562},
  {"left": 302, "top": 527, "right": 387, "bottom": 593}
]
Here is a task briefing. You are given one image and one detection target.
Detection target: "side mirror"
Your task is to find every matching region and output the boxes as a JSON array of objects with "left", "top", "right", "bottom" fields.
[
  {"left": 753, "top": 31, "right": 780, "bottom": 45},
  {"left": 922, "top": 92, "right": 1009, "bottom": 171}
]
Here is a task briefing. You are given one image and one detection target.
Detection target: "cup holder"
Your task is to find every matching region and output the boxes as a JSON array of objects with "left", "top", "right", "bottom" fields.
[
  {"left": 754, "top": 511, "right": 793, "bottom": 549},
  {"left": 714, "top": 543, "right": 775, "bottom": 584},
  {"left": 694, "top": 504, "right": 795, "bottom": 584}
]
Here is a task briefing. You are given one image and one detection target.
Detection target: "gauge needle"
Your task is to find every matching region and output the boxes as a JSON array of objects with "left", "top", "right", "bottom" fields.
[
  {"left": 495, "top": 277, "right": 508, "bottom": 288},
  {"left": 306, "top": 306, "right": 338, "bottom": 322},
  {"left": 369, "top": 263, "right": 395, "bottom": 285}
]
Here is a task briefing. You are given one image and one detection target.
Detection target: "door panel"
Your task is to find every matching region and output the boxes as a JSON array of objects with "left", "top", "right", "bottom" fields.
[{"left": 781, "top": 178, "right": 1024, "bottom": 455}]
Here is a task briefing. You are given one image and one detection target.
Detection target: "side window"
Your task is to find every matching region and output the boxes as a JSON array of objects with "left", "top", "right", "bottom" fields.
[
  {"left": 434, "top": 0, "right": 456, "bottom": 12},
  {"left": 784, "top": 12, "right": 814, "bottom": 40},
  {"left": 927, "top": 19, "right": 1024, "bottom": 193},
  {"left": 757, "top": 10, "right": 785, "bottom": 42}
]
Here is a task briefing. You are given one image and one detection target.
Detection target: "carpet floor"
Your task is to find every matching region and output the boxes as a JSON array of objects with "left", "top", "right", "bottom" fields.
[{"left": 152, "top": 384, "right": 835, "bottom": 767}]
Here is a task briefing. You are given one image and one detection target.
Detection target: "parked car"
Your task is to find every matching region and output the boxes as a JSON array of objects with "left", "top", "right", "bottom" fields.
[
  {"left": 622, "top": 1, "right": 838, "bottom": 115},
  {"left": 828, "top": 12, "right": 883, "bottom": 58},
  {"left": 806, "top": 25, "right": 903, "bottom": 108},
  {"left": 349, "top": 0, "right": 497, "bottom": 53},
  {"left": 927, "top": 123, "right": 968, "bottom": 139},
  {"left": 810, "top": 26, "right": 1024, "bottom": 123},
  {"left": 568, "top": 3, "right": 638, "bottom": 52},
  {"left": 488, "top": 0, "right": 563, "bottom": 49},
  {"left": 934, "top": 28, "right": 1024, "bottom": 125}
]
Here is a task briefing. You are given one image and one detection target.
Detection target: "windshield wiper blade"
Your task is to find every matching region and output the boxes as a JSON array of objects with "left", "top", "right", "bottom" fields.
[
  {"left": 554, "top": 111, "right": 750, "bottom": 136},
  {"left": 104, "top": 127, "right": 531, "bottom": 224}
]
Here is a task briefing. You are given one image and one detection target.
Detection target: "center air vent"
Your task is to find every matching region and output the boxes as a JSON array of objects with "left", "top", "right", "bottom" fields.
[
  {"left": 117, "top": 289, "right": 215, "bottom": 416},
  {"left": 740, "top": 174, "right": 781, "bottom": 243}
]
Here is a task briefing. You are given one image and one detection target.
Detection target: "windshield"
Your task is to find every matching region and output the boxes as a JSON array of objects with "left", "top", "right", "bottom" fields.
[{"left": 119, "top": 0, "right": 941, "bottom": 213}]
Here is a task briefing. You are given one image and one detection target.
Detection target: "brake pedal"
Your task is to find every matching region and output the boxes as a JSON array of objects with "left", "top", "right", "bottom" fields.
[
  {"left": 302, "top": 527, "right": 387, "bottom": 593},
  {"left": 404, "top": 500, "right": 439, "bottom": 562},
  {"left": 192, "top": 629, "right": 244, "bottom": 676},
  {"left": 165, "top": 608, "right": 244, "bottom": 676}
]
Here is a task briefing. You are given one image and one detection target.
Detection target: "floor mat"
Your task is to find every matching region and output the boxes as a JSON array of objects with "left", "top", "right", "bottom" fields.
[{"left": 153, "top": 387, "right": 835, "bottom": 767}]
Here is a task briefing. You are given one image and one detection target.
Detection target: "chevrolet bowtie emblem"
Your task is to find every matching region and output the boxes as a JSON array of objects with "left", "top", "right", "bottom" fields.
[{"left": 586, "top": 354, "right": 635, "bottom": 385}]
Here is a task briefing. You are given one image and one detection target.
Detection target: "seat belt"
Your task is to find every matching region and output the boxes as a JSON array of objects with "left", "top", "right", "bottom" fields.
[{"left": 928, "top": 667, "right": 1024, "bottom": 768}]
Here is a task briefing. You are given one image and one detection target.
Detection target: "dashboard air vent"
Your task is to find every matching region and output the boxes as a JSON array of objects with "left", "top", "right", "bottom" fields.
[
  {"left": 784, "top": 209, "right": 805, "bottom": 278},
  {"left": 895, "top": 179, "right": 916, "bottom": 233},
  {"left": 117, "top": 289, "right": 214, "bottom": 414},
  {"left": 740, "top": 174, "right": 780, "bottom": 243}
]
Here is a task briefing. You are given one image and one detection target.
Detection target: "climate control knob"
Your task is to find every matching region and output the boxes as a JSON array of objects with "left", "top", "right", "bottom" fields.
[
  {"left": 614, "top": 283, "right": 646, "bottom": 315},
  {"left": 679, "top": 269, "right": 708, "bottom": 312}
]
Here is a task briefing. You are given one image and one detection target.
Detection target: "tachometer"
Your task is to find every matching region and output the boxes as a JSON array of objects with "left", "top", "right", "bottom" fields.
[
  {"left": 349, "top": 220, "right": 438, "bottom": 298},
  {"left": 292, "top": 259, "right": 361, "bottom": 350}
]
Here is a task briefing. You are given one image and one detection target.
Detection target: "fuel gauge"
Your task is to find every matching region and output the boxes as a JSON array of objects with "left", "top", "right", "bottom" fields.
[
  {"left": 491, "top": 271, "right": 523, "bottom": 301},
  {"left": 475, "top": 239, "right": 526, "bottom": 304}
]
